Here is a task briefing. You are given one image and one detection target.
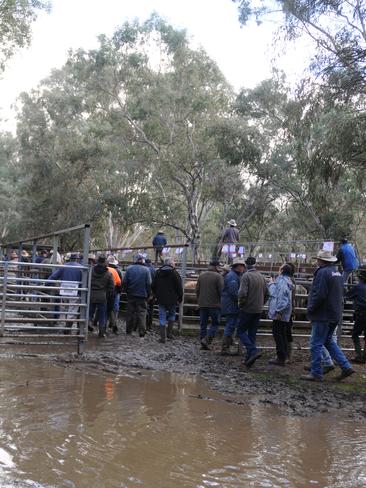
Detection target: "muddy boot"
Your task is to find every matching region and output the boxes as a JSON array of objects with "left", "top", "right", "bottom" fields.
[
  {"left": 286, "top": 343, "right": 293, "bottom": 364},
  {"left": 159, "top": 326, "right": 166, "bottom": 343},
  {"left": 167, "top": 321, "right": 174, "bottom": 340},
  {"left": 200, "top": 336, "right": 210, "bottom": 350},
  {"left": 109, "top": 311, "right": 116, "bottom": 330},
  {"left": 221, "top": 336, "right": 232, "bottom": 356},
  {"left": 88, "top": 322, "right": 94, "bottom": 332},
  {"left": 351, "top": 339, "right": 364, "bottom": 363}
]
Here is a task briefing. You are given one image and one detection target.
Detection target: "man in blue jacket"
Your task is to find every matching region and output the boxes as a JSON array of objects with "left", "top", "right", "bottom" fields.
[
  {"left": 336, "top": 238, "right": 359, "bottom": 283},
  {"left": 123, "top": 254, "right": 152, "bottom": 337},
  {"left": 48, "top": 252, "right": 82, "bottom": 334},
  {"left": 220, "top": 258, "right": 245, "bottom": 355},
  {"left": 301, "top": 250, "right": 355, "bottom": 382},
  {"left": 152, "top": 230, "right": 167, "bottom": 264}
]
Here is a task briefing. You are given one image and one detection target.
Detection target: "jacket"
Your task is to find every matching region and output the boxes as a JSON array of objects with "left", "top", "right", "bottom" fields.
[
  {"left": 222, "top": 227, "right": 239, "bottom": 243},
  {"left": 238, "top": 269, "right": 268, "bottom": 313},
  {"left": 307, "top": 264, "right": 343, "bottom": 322},
  {"left": 268, "top": 274, "right": 293, "bottom": 322},
  {"left": 221, "top": 269, "right": 241, "bottom": 315},
  {"left": 152, "top": 234, "right": 167, "bottom": 249},
  {"left": 196, "top": 266, "right": 224, "bottom": 308},
  {"left": 152, "top": 265, "right": 183, "bottom": 306},
  {"left": 346, "top": 282, "right": 366, "bottom": 312},
  {"left": 337, "top": 243, "right": 359, "bottom": 273},
  {"left": 90, "top": 264, "right": 115, "bottom": 304},
  {"left": 48, "top": 261, "right": 82, "bottom": 296},
  {"left": 123, "top": 263, "right": 152, "bottom": 298}
]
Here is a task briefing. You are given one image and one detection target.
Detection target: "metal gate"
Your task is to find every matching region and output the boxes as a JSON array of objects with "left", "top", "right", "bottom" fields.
[{"left": 0, "top": 225, "right": 91, "bottom": 353}]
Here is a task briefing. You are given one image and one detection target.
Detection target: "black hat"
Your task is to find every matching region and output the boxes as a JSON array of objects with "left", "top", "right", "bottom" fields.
[
  {"left": 245, "top": 256, "right": 256, "bottom": 266},
  {"left": 97, "top": 255, "right": 107, "bottom": 264},
  {"left": 209, "top": 257, "right": 221, "bottom": 267}
]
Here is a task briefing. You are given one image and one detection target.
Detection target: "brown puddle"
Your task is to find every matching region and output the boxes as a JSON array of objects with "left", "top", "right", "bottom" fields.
[{"left": 0, "top": 358, "right": 365, "bottom": 488}]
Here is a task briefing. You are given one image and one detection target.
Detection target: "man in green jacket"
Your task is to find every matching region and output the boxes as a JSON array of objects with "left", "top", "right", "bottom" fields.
[{"left": 196, "top": 258, "right": 224, "bottom": 350}]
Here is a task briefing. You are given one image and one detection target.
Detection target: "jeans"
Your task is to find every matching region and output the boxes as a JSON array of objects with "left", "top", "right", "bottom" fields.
[
  {"left": 272, "top": 320, "right": 288, "bottom": 363},
  {"left": 310, "top": 321, "right": 352, "bottom": 378},
  {"left": 158, "top": 304, "right": 176, "bottom": 327},
  {"left": 237, "top": 311, "right": 261, "bottom": 359},
  {"left": 309, "top": 324, "right": 336, "bottom": 367},
  {"left": 199, "top": 308, "right": 220, "bottom": 340},
  {"left": 223, "top": 313, "right": 239, "bottom": 337},
  {"left": 113, "top": 293, "right": 120, "bottom": 312},
  {"left": 89, "top": 302, "right": 107, "bottom": 333},
  {"left": 126, "top": 296, "right": 147, "bottom": 335}
]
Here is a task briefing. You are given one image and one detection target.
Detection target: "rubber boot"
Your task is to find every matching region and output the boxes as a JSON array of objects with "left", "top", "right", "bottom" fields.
[
  {"left": 221, "top": 335, "right": 232, "bottom": 356},
  {"left": 109, "top": 310, "right": 116, "bottom": 330},
  {"left": 167, "top": 321, "right": 174, "bottom": 340},
  {"left": 351, "top": 339, "right": 364, "bottom": 363},
  {"left": 286, "top": 342, "right": 293, "bottom": 364},
  {"left": 159, "top": 326, "right": 166, "bottom": 343},
  {"left": 200, "top": 336, "right": 210, "bottom": 350}
]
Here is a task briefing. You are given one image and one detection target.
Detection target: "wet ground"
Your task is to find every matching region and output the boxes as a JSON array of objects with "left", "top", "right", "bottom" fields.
[
  {"left": 0, "top": 355, "right": 366, "bottom": 488},
  {"left": 47, "top": 329, "right": 366, "bottom": 420}
]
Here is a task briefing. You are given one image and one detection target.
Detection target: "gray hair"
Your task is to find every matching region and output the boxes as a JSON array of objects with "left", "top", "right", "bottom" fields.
[{"left": 164, "top": 258, "right": 175, "bottom": 266}]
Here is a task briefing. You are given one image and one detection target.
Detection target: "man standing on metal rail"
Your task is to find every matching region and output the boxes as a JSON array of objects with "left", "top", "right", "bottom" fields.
[
  {"left": 196, "top": 258, "right": 224, "bottom": 350},
  {"left": 152, "top": 258, "right": 183, "bottom": 343},
  {"left": 123, "top": 253, "right": 152, "bottom": 337},
  {"left": 237, "top": 256, "right": 269, "bottom": 367},
  {"left": 48, "top": 252, "right": 82, "bottom": 335},
  {"left": 89, "top": 255, "right": 115, "bottom": 338},
  {"left": 301, "top": 250, "right": 355, "bottom": 382},
  {"left": 220, "top": 219, "right": 240, "bottom": 264},
  {"left": 152, "top": 230, "right": 167, "bottom": 264},
  {"left": 220, "top": 257, "right": 245, "bottom": 355}
]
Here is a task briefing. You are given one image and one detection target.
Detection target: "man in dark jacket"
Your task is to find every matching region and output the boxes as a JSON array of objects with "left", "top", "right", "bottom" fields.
[
  {"left": 301, "top": 250, "right": 354, "bottom": 381},
  {"left": 89, "top": 255, "right": 114, "bottom": 338},
  {"left": 48, "top": 252, "right": 82, "bottom": 334},
  {"left": 220, "top": 258, "right": 245, "bottom": 355},
  {"left": 123, "top": 254, "right": 152, "bottom": 337},
  {"left": 237, "top": 256, "right": 268, "bottom": 367},
  {"left": 152, "top": 258, "right": 183, "bottom": 343},
  {"left": 346, "top": 267, "right": 366, "bottom": 363},
  {"left": 152, "top": 230, "right": 167, "bottom": 264},
  {"left": 220, "top": 219, "right": 240, "bottom": 264},
  {"left": 196, "top": 258, "right": 224, "bottom": 350}
]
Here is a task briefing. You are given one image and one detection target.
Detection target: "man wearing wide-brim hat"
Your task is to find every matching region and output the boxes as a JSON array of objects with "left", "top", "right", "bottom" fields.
[
  {"left": 301, "top": 250, "right": 355, "bottom": 382},
  {"left": 220, "top": 219, "right": 240, "bottom": 265},
  {"left": 220, "top": 257, "right": 246, "bottom": 355}
]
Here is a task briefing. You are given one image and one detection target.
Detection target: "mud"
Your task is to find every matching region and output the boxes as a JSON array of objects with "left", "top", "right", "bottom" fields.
[{"left": 42, "top": 329, "right": 366, "bottom": 420}]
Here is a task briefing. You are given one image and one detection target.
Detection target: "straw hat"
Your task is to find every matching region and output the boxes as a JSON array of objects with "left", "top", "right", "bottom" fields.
[
  {"left": 232, "top": 257, "right": 245, "bottom": 267},
  {"left": 314, "top": 250, "right": 337, "bottom": 262},
  {"left": 107, "top": 255, "right": 119, "bottom": 266}
]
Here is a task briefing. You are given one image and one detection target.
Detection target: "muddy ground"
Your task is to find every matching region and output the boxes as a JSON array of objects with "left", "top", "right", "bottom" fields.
[{"left": 40, "top": 326, "right": 366, "bottom": 420}]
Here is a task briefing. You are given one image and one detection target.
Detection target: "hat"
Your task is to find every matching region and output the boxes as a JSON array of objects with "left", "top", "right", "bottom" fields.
[
  {"left": 228, "top": 219, "right": 237, "bottom": 227},
  {"left": 158, "top": 229, "right": 164, "bottom": 234},
  {"left": 245, "top": 256, "right": 256, "bottom": 266},
  {"left": 232, "top": 257, "right": 245, "bottom": 267},
  {"left": 69, "top": 252, "right": 79, "bottom": 260},
  {"left": 314, "top": 250, "right": 338, "bottom": 262},
  {"left": 107, "top": 255, "right": 119, "bottom": 266},
  {"left": 21, "top": 250, "right": 29, "bottom": 257},
  {"left": 88, "top": 253, "right": 96, "bottom": 261},
  {"left": 135, "top": 253, "right": 145, "bottom": 262},
  {"left": 97, "top": 255, "right": 107, "bottom": 264}
]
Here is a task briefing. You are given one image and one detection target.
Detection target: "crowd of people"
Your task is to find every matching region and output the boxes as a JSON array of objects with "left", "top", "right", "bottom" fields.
[{"left": 4, "top": 232, "right": 364, "bottom": 383}]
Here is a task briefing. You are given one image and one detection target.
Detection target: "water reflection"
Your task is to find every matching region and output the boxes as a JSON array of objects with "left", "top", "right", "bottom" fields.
[{"left": 0, "top": 358, "right": 364, "bottom": 488}]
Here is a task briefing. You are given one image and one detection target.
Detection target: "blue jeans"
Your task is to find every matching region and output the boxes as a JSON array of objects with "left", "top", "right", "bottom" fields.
[
  {"left": 310, "top": 321, "right": 352, "bottom": 378},
  {"left": 310, "top": 325, "right": 336, "bottom": 367},
  {"left": 224, "top": 313, "right": 239, "bottom": 337},
  {"left": 113, "top": 293, "right": 120, "bottom": 312},
  {"left": 199, "top": 308, "right": 220, "bottom": 339},
  {"left": 237, "top": 311, "right": 261, "bottom": 358},
  {"left": 158, "top": 304, "right": 176, "bottom": 327},
  {"left": 89, "top": 302, "right": 107, "bottom": 333}
]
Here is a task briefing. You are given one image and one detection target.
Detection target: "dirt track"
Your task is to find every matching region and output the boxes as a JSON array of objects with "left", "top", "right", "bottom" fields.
[{"left": 48, "top": 328, "right": 366, "bottom": 420}]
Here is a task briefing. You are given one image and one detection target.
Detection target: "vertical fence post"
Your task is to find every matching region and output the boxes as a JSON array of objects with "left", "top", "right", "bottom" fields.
[
  {"left": 0, "top": 261, "right": 8, "bottom": 337},
  {"left": 52, "top": 236, "right": 59, "bottom": 264},
  {"left": 32, "top": 240, "right": 37, "bottom": 263},
  {"left": 178, "top": 246, "right": 188, "bottom": 334},
  {"left": 78, "top": 225, "right": 91, "bottom": 354}
]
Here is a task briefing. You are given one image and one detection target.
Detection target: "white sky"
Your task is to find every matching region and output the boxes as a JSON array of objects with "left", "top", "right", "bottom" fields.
[{"left": 0, "top": 0, "right": 312, "bottom": 131}]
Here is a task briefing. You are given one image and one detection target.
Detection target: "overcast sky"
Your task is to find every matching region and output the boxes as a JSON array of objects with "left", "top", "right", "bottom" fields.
[{"left": 0, "top": 0, "right": 312, "bottom": 131}]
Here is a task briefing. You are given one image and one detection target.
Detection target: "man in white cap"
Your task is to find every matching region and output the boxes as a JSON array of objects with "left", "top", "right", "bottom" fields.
[
  {"left": 220, "top": 219, "right": 240, "bottom": 264},
  {"left": 301, "top": 250, "right": 355, "bottom": 382}
]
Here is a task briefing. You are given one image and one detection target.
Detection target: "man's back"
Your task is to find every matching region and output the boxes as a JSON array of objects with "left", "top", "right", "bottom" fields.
[
  {"left": 238, "top": 269, "right": 268, "bottom": 313},
  {"left": 307, "top": 265, "right": 343, "bottom": 322},
  {"left": 222, "top": 227, "right": 239, "bottom": 243},
  {"left": 196, "top": 270, "right": 224, "bottom": 308},
  {"left": 124, "top": 263, "right": 151, "bottom": 298}
]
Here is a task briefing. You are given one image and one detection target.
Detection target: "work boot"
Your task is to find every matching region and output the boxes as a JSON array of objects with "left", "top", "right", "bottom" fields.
[
  {"left": 200, "top": 336, "right": 210, "bottom": 350},
  {"left": 335, "top": 368, "right": 355, "bottom": 381},
  {"left": 167, "top": 321, "right": 174, "bottom": 340},
  {"left": 221, "top": 336, "right": 232, "bottom": 356},
  {"left": 112, "top": 326, "right": 118, "bottom": 335},
  {"left": 268, "top": 358, "right": 285, "bottom": 366},
  {"left": 108, "top": 311, "right": 116, "bottom": 330},
  {"left": 88, "top": 323, "right": 94, "bottom": 332},
  {"left": 300, "top": 374, "right": 323, "bottom": 382},
  {"left": 244, "top": 350, "right": 262, "bottom": 367},
  {"left": 159, "top": 326, "right": 166, "bottom": 343},
  {"left": 351, "top": 341, "right": 364, "bottom": 363}
]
